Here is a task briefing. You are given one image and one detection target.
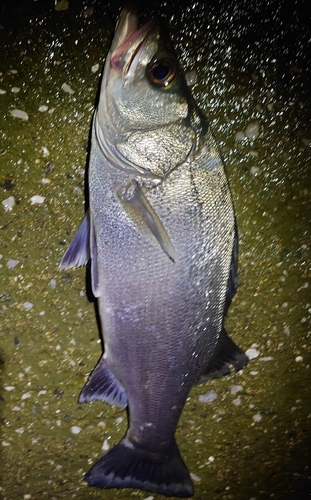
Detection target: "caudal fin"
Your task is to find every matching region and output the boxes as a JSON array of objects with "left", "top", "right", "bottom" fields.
[{"left": 84, "top": 439, "right": 194, "bottom": 498}]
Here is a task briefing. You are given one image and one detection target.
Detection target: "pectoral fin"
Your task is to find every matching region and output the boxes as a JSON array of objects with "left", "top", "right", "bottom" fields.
[{"left": 117, "top": 181, "right": 177, "bottom": 262}]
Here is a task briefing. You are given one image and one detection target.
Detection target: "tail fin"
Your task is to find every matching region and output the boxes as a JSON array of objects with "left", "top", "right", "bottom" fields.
[{"left": 84, "top": 439, "right": 194, "bottom": 498}]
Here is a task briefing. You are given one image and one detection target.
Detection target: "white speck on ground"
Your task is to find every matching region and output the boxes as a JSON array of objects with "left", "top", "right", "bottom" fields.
[
  {"left": 230, "top": 385, "right": 244, "bottom": 394},
  {"left": 250, "top": 166, "right": 260, "bottom": 175},
  {"left": 23, "top": 302, "right": 33, "bottom": 311},
  {"left": 10, "top": 109, "right": 29, "bottom": 120},
  {"left": 21, "top": 392, "right": 32, "bottom": 400},
  {"left": 61, "top": 82, "right": 74, "bottom": 94},
  {"left": 199, "top": 390, "right": 218, "bottom": 403},
  {"left": 295, "top": 356, "right": 303, "bottom": 362},
  {"left": 91, "top": 63, "right": 99, "bottom": 73},
  {"left": 4, "top": 386, "right": 15, "bottom": 391},
  {"left": 2, "top": 196, "right": 15, "bottom": 211},
  {"left": 7, "top": 259, "right": 20, "bottom": 268},
  {"left": 284, "top": 325, "right": 290, "bottom": 335},
  {"left": 233, "top": 397, "right": 242, "bottom": 406},
  {"left": 50, "top": 279, "right": 57, "bottom": 289},
  {"left": 245, "top": 347, "right": 260, "bottom": 359},
  {"left": 253, "top": 413, "right": 262, "bottom": 422},
  {"left": 102, "top": 439, "right": 110, "bottom": 451},
  {"left": 38, "top": 105, "right": 49, "bottom": 112},
  {"left": 30, "top": 195, "right": 45, "bottom": 204},
  {"left": 190, "top": 472, "right": 201, "bottom": 482},
  {"left": 71, "top": 426, "right": 82, "bottom": 435},
  {"left": 235, "top": 130, "right": 245, "bottom": 140},
  {"left": 41, "top": 146, "right": 50, "bottom": 157}
]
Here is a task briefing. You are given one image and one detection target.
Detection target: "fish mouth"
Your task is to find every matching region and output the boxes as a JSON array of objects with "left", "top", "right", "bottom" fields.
[{"left": 110, "top": 9, "right": 156, "bottom": 75}]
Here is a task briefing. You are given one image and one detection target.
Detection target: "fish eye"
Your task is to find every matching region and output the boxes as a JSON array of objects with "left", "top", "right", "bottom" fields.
[{"left": 147, "top": 57, "right": 176, "bottom": 88}]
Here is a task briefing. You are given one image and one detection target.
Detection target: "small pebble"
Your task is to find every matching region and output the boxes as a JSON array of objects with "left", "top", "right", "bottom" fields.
[
  {"left": 23, "top": 302, "right": 33, "bottom": 311},
  {"left": 11, "top": 87, "right": 20, "bottom": 93},
  {"left": 61, "top": 82, "right": 74, "bottom": 94},
  {"left": 252, "top": 413, "right": 262, "bottom": 422},
  {"left": 50, "top": 279, "right": 57, "bottom": 289},
  {"left": 250, "top": 166, "right": 260, "bottom": 175},
  {"left": 4, "top": 386, "right": 15, "bottom": 391},
  {"left": 230, "top": 385, "right": 244, "bottom": 395},
  {"left": 11, "top": 109, "right": 29, "bottom": 120},
  {"left": 283, "top": 325, "right": 290, "bottom": 335},
  {"left": 41, "top": 178, "right": 51, "bottom": 184},
  {"left": 102, "top": 439, "right": 110, "bottom": 450},
  {"left": 295, "top": 356, "right": 303, "bottom": 363},
  {"left": 235, "top": 131, "right": 245, "bottom": 140},
  {"left": 245, "top": 347, "right": 259, "bottom": 360},
  {"left": 30, "top": 195, "right": 45, "bottom": 205},
  {"left": 190, "top": 472, "right": 201, "bottom": 482},
  {"left": 91, "top": 63, "right": 100, "bottom": 73},
  {"left": 0, "top": 89, "right": 7, "bottom": 94},
  {"left": 232, "top": 397, "right": 241, "bottom": 406},
  {"left": 71, "top": 426, "right": 82, "bottom": 434},
  {"left": 7, "top": 259, "right": 20, "bottom": 269},
  {"left": 21, "top": 392, "right": 32, "bottom": 400},
  {"left": 41, "top": 146, "right": 50, "bottom": 157},
  {"left": 2, "top": 196, "right": 15, "bottom": 211},
  {"left": 185, "top": 69, "right": 197, "bottom": 86},
  {"left": 38, "top": 105, "right": 49, "bottom": 112},
  {"left": 199, "top": 390, "right": 218, "bottom": 403}
]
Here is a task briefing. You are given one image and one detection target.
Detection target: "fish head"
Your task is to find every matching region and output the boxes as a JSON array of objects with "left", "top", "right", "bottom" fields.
[{"left": 96, "top": 9, "right": 200, "bottom": 178}]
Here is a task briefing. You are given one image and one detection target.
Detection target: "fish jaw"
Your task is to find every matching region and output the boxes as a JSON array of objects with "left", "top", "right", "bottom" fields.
[{"left": 110, "top": 10, "right": 156, "bottom": 77}]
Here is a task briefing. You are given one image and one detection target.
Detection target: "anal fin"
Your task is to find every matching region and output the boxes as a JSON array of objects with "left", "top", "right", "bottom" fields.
[
  {"left": 79, "top": 355, "right": 127, "bottom": 409},
  {"left": 199, "top": 328, "right": 249, "bottom": 383}
]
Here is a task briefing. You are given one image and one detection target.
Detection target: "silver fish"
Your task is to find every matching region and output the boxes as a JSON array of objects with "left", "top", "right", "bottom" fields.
[{"left": 60, "top": 8, "right": 248, "bottom": 498}]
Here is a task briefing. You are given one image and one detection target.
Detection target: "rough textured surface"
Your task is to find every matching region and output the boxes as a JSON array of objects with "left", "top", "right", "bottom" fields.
[{"left": 0, "top": 1, "right": 310, "bottom": 499}]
